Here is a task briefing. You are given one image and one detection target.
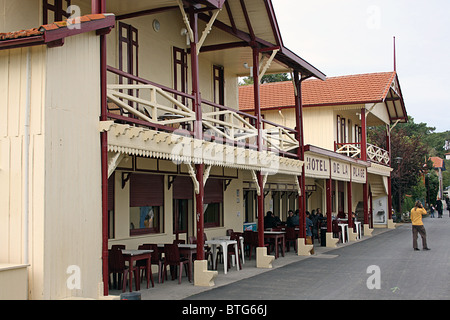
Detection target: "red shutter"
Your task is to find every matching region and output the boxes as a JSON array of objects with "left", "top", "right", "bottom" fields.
[
  {"left": 173, "top": 176, "right": 193, "bottom": 200},
  {"left": 130, "top": 174, "right": 164, "bottom": 207},
  {"left": 204, "top": 178, "right": 223, "bottom": 204}
]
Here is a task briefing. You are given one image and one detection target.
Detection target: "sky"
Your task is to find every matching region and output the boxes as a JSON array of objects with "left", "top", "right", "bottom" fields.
[{"left": 272, "top": 0, "right": 450, "bottom": 133}]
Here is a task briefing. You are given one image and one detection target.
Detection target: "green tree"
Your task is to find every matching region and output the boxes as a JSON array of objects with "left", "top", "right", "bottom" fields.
[
  {"left": 368, "top": 120, "right": 430, "bottom": 213},
  {"left": 239, "top": 73, "right": 290, "bottom": 85}
]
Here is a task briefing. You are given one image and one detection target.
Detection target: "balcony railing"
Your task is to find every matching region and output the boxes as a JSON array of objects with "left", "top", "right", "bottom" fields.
[
  {"left": 106, "top": 66, "right": 299, "bottom": 157},
  {"left": 335, "top": 142, "right": 390, "bottom": 166}
]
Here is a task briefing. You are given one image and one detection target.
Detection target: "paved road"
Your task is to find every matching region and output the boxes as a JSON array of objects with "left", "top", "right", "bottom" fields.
[{"left": 186, "top": 212, "right": 450, "bottom": 300}]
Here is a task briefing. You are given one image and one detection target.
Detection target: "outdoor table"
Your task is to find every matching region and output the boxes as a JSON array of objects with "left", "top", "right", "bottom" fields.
[
  {"left": 354, "top": 221, "right": 362, "bottom": 240},
  {"left": 157, "top": 243, "right": 207, "bottom": 281},
  {"left": 121, "top": 249, "right": 153, "bottom": 291},
  {"left": 338, "top": 224, "right": 349, "bottom": 243},
  {"left": 213, "top": 236, "right": 245, "bottom": 266},
  {"left": 263, "top": 231, "right": 285, "bottom": 258},
  {"left": 205, "top": 239, "right": 239, "bottom": 274}
]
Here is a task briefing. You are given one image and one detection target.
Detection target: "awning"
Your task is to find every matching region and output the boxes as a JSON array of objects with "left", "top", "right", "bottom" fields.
[{"left": 100, "top": 121, "right": 303, "bottom": 176}]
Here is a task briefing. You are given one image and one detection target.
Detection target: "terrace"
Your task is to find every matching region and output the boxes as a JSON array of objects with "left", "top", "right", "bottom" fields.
[{"left": 106, "top": 66, "right": 300, "bottom": 158}]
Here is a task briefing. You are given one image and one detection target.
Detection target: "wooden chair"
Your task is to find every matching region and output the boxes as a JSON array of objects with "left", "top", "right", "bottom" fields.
[
  {"left": 163, "top": 244, "right": 191, "bottom": 284},
  {"left": 245, "top": 231, "right": 269, "bottom": 260},
  {"left": 145, "top": 244, "right": 165, "bottom": 283},
  {"left": 108, "top": 247, "right": 137, "bottom": 292},
  {"left": 227, "top": 232, "right": 243, "bottom": 271},
  {"left": 332, "top": 220, "right": 341, "bottom": 241},
  {"left": 285, "top": 227, "right": 298, "bottom": 252},
  {"left": 136, "top": 244, "right": 155, "bottom": 288}
]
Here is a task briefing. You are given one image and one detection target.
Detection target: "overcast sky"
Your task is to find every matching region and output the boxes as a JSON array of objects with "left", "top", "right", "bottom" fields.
[{"left": 272, "top": 0, "right": 450, "bottom": 133}]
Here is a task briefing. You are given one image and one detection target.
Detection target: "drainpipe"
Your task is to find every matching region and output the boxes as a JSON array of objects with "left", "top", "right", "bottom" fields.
[
  {"left": 92, "top": 0, "right": 109, "bottom": 296},
  {"left": 23, "top": 48, "right": 31, "bottom": 298}
]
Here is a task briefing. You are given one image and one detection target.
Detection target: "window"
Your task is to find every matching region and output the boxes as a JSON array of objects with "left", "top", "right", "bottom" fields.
[
  {"left": 43, "top": 0, "right": 71, "bottom": 25},
  {"left": 119, "top": 22, "right": 139, "bottom": 77},
  {"left": 173, "top": 176, "right": 193, "bottom": 236},
  {"left": 244, "top": 190, "right": 257, "bottom": 223},
  {"left": 213, "top": 65, "right": 224, "bottom": 106},
  {"left": 347, "top": 119, "right": 352, "bottom": 143},
  {"left": 336, "top": 115, "right": 341, "bottom": 144},
  {"left": 355, "top": 125, "right": 361, "bottom": 143},
  {"left": 129, "top": 174, "right": 164, "bottom": 235},
  {"left": 337, "top": 115, "right": 347, "bottom": 144},
  {"left": 173, "top": 47, "right": 188, "bottom": 105},
  {"left": 203, "top": 178, "right": 223, "bottom": 228},
  {"left": 340, "top": 116, "right": 346, "bottom": 143},
  {"left": 118, "top": 22, "right": 139, "bottom": 110}
]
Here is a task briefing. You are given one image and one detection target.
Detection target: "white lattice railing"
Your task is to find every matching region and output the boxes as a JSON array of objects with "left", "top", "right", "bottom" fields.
[
  {"left": 107, "top": 83, "right": 299, "bottom": 154},
  {"left": 367, "top": 143, "right": 390, "bottom": 165},
  {"left": 335, "top": 142, "right": 390, "bottom": 165},
  {"left": 335, "top": 142, "right": 361, "bottom": 159},
  {"left": 107, "top": 84, "right": 196, "bottom": 128}
]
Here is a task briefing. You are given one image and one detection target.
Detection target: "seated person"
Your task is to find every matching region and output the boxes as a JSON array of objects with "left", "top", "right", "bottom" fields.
[{"left": 264, "top": 211, "right": 277, "bottom": 229}]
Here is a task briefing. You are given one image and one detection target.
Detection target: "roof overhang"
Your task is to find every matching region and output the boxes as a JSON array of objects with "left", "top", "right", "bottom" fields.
[
  {"left": 100, "top": 121, "right": 304, "bottom": 176},
  {"left": 0, "top": 14, "right": 115, "bottom": 50},
  {"left": 104, "top": 0, "right": 325, "bottom": 80},
  {"left": 383, "top": 73, "right": 408, "bottom": 124},
  {"left": 200, "top": 0, "right": 325, "bottom": 80}
]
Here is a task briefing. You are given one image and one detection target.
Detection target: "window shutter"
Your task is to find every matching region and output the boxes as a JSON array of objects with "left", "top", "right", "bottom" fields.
[
  {"left": 130, "top": 174, "right": 164, "bottom": 207},
  {"left": 173, "top": 176, "right": 193, "bottom": 200},
  {"left": 204, "top": 178, "right": 223, "bottom": 204}
]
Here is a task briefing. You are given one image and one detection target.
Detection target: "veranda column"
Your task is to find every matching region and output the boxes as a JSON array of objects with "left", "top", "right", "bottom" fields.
[
  {"left": 386, "top": 125, "right": 395, "bottom": 228},
  {"left": 347, "top": 181, "right": 353, "bottom": 229},
  {"left": 189, "top": 6, "right": 204, "bottom": 261},
  {"left": 189, "top": 5, "right": 218, "bottom": 286},
  {"left": 360, "top": 107, "right": 367, "bottom": 161},
  {"left": 293, "top": 72, "right": 312, "bottom": 255},
  {"left": 325, "top": 178, "right": 338, "bottom": 247},
  {"left": 363, "top": 182, "right": 369, "bottom": 225},
  {"left": 253, "top": 46, "right": 274, "bottom": 268},
  {"left": 387, "top": 176, "right": 395, "bottom": 228},
  {"left": 362, "top": 182, "right": 373, "bottom": 236}
]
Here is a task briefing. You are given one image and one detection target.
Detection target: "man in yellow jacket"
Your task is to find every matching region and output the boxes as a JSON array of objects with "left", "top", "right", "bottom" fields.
[{"left": 410, "top": 200, "right": 430, "bottom": 251}]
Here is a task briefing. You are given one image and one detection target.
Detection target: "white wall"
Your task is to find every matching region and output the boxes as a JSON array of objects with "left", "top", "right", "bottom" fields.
[{"left": 41, "top": 33, "right": 102, "bottom": 299}]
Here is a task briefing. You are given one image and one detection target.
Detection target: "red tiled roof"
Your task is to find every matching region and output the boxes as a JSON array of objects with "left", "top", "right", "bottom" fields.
[
  {"left": 0, "top": 14, "right": 114, "bottom": 49},
  {"left": 239, "top": 72, "right": 397, "bottom": 111},
  {"left": 430, "top": 157, "right": 444, "bottom": 169},
  {"left": 0, "top": 28, "right": 43, "bottom": 41}
]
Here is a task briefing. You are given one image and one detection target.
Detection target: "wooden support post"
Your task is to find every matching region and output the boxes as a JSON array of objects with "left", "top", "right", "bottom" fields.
[
  {"left": 188, "top": 5, "right": 205, "bottom": 260},
  {"left": 347, "top": 180, "right": 353, "bottom": 230},
  {"left": 361, "top": 108, "right": 367, "bottom": 161}
]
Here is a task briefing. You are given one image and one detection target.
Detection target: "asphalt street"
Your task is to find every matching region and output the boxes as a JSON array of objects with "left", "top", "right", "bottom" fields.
[{"left": 186, "top": 211, "right": 450, "bottom": 301}]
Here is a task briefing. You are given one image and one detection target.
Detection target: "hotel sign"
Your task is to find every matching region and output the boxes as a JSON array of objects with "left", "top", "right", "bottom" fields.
[
  {"left": 351, "top": 164, "right": 366, "bottom": 183},
  {"left": 305, "top": 155, "right": 329, "bottom": 179},
  {"left": 331, "top": 160, "right": 350, "bottom": 181},
  {"left": 305, "top": 152, "right": 367, "bottom": 183}
]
